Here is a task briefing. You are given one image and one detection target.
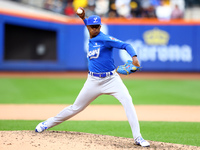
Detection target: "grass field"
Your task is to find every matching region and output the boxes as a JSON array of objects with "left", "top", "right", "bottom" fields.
[
  {"left": 0, "top": 78, "right": 200, "bottom": 105},
  {"left": 0, "top": 78, "right": 200, "bottom": 147}
]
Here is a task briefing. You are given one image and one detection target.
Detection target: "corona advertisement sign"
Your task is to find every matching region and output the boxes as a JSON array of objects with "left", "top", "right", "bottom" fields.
[
  {"left": 117, "top": 25, "right": 198, "bottom": 71},
  {"left": 143, "top": 28, "right": 169, "bottom": 45}
]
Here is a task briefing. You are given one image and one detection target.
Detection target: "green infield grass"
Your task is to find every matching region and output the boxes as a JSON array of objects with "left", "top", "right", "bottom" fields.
[
  {"left": 0, "top": 120, "right": 199, "bottom": 146},
  {"left": 0, "top": 78, "right": 200, "bottom": 105}
]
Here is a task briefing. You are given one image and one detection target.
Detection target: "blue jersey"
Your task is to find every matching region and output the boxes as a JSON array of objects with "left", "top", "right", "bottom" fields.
[{"left": 84, "top": 19, "right": 136, "bottom": 73}]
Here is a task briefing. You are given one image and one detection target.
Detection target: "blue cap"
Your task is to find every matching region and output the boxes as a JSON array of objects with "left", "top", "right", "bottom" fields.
[{"left": 87, "top": 15, "right": 101, "bottom": 25}]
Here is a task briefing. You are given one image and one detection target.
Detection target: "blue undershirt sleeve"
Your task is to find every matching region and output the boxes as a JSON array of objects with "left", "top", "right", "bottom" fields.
[
  {"left": 83, "top": 18, "right": 87, "bottom": 26},
  {"left": 104, "top": 38, "right": 137, "bottom": 57},
  {"left": 125, "top": 44, "right": 137, "bottom": 57}
]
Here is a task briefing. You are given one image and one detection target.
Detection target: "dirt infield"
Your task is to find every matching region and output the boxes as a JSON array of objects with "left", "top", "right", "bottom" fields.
[
  {"left": 0, "top": 71, "right": 200, "bottom": 80},
  {"left": 0, "top": 104, "right": 200, "bottom": 150},
  {"left": 1, "top": 131, "right": 200, "bottom": 150},
  {"left": 0, "top": 104, "right": 200, "bottom": 122},
  {"left": 0, "top": 71, "right": 200, "bottom": 79}
]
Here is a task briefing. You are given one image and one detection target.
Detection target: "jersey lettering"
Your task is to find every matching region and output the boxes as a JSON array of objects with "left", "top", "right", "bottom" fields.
[{"left": 87, "top": 48, "right": 100, "bottom": 59}]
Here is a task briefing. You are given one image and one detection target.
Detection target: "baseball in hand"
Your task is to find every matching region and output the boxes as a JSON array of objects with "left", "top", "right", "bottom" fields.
[
  {"left": 77, "top": 8, "right": 83, "bottom": 14},
  {"left": 132, "top": 67, "right": 137, "bottom": 70}
]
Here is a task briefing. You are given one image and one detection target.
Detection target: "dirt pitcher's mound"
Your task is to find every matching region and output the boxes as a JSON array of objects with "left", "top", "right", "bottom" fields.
[{"left": 0, "top": 131, "right": 199, "bottom": 150}]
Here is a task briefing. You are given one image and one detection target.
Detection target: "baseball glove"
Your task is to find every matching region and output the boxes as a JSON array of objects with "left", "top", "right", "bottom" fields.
[{"left": 116, "top": 60, "right": 141, "bottom": 75}]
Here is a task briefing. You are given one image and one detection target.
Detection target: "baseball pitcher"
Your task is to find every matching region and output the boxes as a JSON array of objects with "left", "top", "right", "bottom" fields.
[{"left": 35, "top": 7, "right": 150, "bottom": 147}]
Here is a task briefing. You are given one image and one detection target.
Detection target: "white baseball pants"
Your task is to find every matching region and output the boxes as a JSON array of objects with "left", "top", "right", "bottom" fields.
[{"left": 46, "top": 73, "right": 141, "bottom": 139}]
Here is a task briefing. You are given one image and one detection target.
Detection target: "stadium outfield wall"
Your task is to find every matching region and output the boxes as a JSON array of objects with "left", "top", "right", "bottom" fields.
[{"left": 0, "top": 10, "right": 200, "bottom": 72}]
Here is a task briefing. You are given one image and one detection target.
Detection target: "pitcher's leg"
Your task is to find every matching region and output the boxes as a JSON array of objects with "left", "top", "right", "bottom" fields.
[
  {"left": 103, "top": 74, "right": 141, "bottom": 139},
  {"left": 117, "top": 94, "right": 141, "bottom": 140},
  {"left": 46, "top": 76, "right": 101, "bottom": 129}
]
